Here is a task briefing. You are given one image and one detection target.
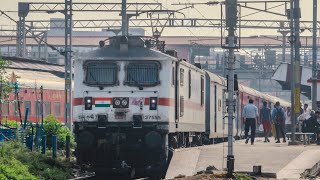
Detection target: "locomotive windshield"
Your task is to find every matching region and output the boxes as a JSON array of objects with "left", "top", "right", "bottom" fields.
[
  {"left": 85, "top": 62, "right": 118, "bottom": 86},
  {"left": 125, "top": 62, "right": 160, "bottom": 87}
]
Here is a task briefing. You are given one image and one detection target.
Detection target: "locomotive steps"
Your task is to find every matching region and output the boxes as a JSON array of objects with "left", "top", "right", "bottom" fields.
[{"left": 165, "top": 138, "right": 320, "bottom": 179}]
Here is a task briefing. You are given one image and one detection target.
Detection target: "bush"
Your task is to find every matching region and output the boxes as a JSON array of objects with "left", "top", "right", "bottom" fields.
[
  {"left": 1, "top": 119, "right": 19, "bottom": 129},
  {"left": 0, "top": 156, "right": 37, "bottom": 180},
  {"left": 43, "top": 115, "right": 75, "bottom": 150},
  {"left": 2, "top": 115, "right": 75, "bottom": 150},
  {"left": 0, "top": 141, "right": 74, "bottom": 180}
]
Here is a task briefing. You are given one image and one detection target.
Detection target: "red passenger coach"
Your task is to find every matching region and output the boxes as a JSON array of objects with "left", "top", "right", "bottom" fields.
[
  {"left": 3, "top": 88, "right": 65, "bottom": 123},
  {"left": 1, "top": 57, "right": 65, "bottom": 124}
]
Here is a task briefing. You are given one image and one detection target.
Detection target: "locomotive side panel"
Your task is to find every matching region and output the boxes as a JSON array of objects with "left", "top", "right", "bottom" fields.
[{"left": 175, "top": 62, "right": 206, "bottom": 132}]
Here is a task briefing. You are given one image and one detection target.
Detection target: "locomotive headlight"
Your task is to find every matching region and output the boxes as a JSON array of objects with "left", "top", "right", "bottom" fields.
[
  {"left": 114, "top": 99, "right": 121, "bottom": 106},
  {"left": 121, "top": 99, "right": 128, "bottom": 106},
  {"left": 149, "top": 97, "right": 158, "bottom": 110},
  {"left": 84, "top": 97, "right": 93, "bottom": 110}
]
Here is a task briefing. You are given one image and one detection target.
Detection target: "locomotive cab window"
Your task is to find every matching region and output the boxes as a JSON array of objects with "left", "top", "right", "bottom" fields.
[
  {"left": 84, "top": 62, "right": 118, "bottom": 86},
  {"left": 125, "top": 62, "right": 160, "bottom": 87}
]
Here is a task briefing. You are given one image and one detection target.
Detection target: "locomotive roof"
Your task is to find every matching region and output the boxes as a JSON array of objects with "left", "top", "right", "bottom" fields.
[{"left": 80, "top": 36, "right": 177, "bottom": 62}]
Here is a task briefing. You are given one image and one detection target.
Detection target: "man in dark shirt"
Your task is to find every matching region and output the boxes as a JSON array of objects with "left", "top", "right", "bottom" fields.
[
  {"left": 260, "top": 101, "right": 271, "bottom": 143},
  {"left": 272, "top": 102, "right": 286, "bottom": 143}
]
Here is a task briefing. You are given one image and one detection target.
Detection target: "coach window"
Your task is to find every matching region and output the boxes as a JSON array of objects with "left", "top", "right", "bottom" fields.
[
  {"left": 13, "top": 102, "right": 18, "bottom": 116},
  {"left": 35, "top": 101, "right": 41, "bottom": 117},
  {"left": 180, "top": 96, "right": 184, "bottom": 117},
  {"left": 180, "top": 68, "right": 184, "bottom": 86},
  {"left": 84, "top": 62, "right": 118, "bottom": 86},
  {"left": 188, "top": 70, "right": 191, "bottom": 98},
  {"left": 45, "top": 102, "right": 51, "bottom": 116},
  {"left": 54, "top": 102, "right": 61, "bottom": 117},
  {"left": 24, "top": 101, "right": 31, "bottom": 115},
  {"left": 201, "top": 75, "right": 204, "bottom": 105},
  {"left": 2, "top": 102, "right": 9, "bottom": 116},
  {"left": 172, "top": 67, "right": 175, "bottom": 86},
  {"left": 125, "top": 62, "right": 160, "bottom": 87}
]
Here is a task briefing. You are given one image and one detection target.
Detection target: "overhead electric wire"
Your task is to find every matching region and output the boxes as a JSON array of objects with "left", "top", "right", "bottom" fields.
[
  {"left": 0, "top": 38, "right": 16, "bottom": 43},
  {"left": 151, "top": 0, "right": 201, "bottom": 39},
  {"left": 240, "top": 3, "right": 286, "bottom": 18},
  {"left": 0, "top": 10, "right": 64, "bottom": 55}
]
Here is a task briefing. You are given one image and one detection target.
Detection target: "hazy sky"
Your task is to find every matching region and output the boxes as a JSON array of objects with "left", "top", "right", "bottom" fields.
[{"left": 0, "top": 0, "right": 319, "bottom": 36}]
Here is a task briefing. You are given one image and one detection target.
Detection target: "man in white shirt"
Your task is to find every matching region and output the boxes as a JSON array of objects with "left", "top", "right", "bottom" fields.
[
  {"left": 285, "top": 106, "right": 291, "bottom": 139},
  {"left": 298, "top": 104, "right": 311, "bottom": 132},
  {"left": 242, "top": 99, "right": 259, "bottom": 145},
  {"left": 299, "top": 104, "right": 311, "bottom": 120}
]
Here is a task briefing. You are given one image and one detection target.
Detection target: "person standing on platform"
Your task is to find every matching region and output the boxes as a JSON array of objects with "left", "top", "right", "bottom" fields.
[
  {"left": 298, "top": 104, "right": 311, "bottom": 132},
  {"left": 260, "top": 101, "right": 271, "bottom": 143},
  {"left": 285, "top": 106, "right": 291, "bottom": 138},
  {"left": 272, "top": 101, "right": 286, "bottom": 143},
  {"left": 243, "top": 99, "right": 259, "bottom": 145}
]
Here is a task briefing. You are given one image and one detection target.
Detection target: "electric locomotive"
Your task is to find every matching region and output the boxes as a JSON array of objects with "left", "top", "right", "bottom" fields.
[{"left": 73, "top": 36, "right": 208, "bottom": 178}]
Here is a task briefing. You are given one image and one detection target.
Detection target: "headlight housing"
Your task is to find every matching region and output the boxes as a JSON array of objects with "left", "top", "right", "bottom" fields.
[
  {"left": 84, "top": 97, "right": 92, "bottom": 110},
  {"left": 149, "top": 97, "right": 158, "bottom": 110},
  {"left": 113, "top": 97, "right": 129, "bottom": 108}
]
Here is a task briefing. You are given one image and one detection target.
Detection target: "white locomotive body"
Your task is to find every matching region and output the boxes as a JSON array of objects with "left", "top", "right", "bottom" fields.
[{"left": 73, "top": 36, "right": 207, "bottom": 177}]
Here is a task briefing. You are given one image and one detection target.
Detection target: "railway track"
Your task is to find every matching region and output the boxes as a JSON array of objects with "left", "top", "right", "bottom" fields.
[
  {"left": 69, "top": 175, "right": 152, "bottom": 180},
  {"left": 69, "top": 175, "right": 96, "bottom": 180}
]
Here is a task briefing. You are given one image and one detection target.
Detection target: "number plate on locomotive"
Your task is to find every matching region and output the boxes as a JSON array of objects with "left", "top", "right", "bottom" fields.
[{"left": 143, "top": 115, "right": 161, "bottom": 120}]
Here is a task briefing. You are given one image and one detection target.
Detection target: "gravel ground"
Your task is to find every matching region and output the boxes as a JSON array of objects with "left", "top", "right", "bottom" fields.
[{"left": 172, "top": 171, "right": 278, "bottom": 180}]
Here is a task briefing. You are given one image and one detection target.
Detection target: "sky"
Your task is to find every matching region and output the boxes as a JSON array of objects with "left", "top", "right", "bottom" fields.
[{"left": 0, "top": 0, "right": 319, "bottom": 36}]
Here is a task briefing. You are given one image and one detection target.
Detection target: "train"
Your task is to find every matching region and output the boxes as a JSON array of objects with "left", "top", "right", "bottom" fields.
[
  {"left": 1, "top": 65, "right": 65, "bottom": 124},
  {"left": 72, "top": 36, "right": 290, "bottom": 178}
]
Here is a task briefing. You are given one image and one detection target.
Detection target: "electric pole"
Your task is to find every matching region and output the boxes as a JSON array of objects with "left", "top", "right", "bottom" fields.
[
  {"left": 312, "top": 0, "right": 317, "bottom": 110},
  {"left": 289, "top": 0, "right": 301, "bottom": 145},
  {"left": 64, "top": 0, "right": 73, "bottom": 130},
  {"left": 293, "top": 0, "right": 301, "bottom": 129},
  {"left": 225, "top": 0, "right": 237, "bottom": 177},
  {"left": 121, "top": 0, "right": 128, "bottom": 36},
  {"left": 289, "top": 0, "right": 296, "bottom": 143}
]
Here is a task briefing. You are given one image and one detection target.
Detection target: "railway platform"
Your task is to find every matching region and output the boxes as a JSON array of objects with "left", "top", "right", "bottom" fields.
[{"left": 166, "top": 138, "right": 320, "bottom": 179}]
